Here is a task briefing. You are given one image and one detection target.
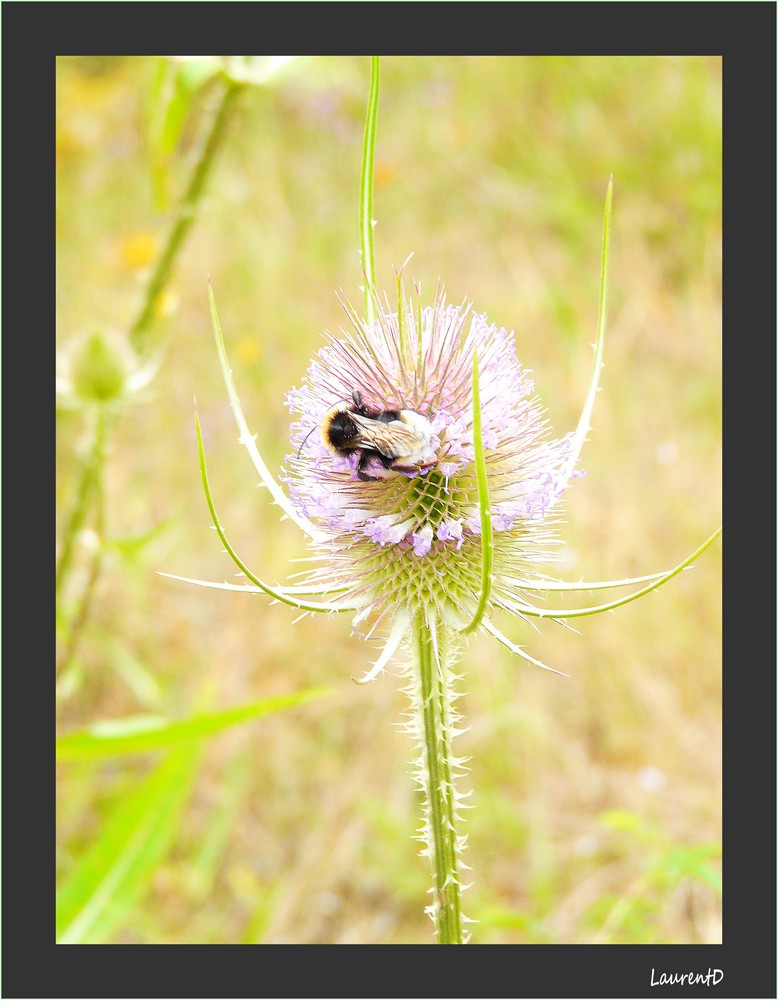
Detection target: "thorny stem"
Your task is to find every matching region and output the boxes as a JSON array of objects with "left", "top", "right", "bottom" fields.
[
  {"left": 414, "top": 617, "right": 464, "bottom": 944},
  {"left": 129, "top": 77, "right": 245, "bottom": 355}
]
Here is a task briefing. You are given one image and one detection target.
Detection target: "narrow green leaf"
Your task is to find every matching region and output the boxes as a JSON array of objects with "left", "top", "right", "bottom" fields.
[
  {"left": 56, "top": 744, "right": 200, "bottom": 943},
  {"left": 460, "top": 349, "right": 493, "bottom": 635},
  {"left": 190, "top": 400, "right": 350, "bottom": 612},
  {"left": 206, "top": 283, "right": 326, "bottom": 542},
  {"left": 561, "top": 176, "right": 613, "bottom": 484},
  {"left": 507, "top": 526, "right": 722, "bottom": 621},
  {"left": 57, "top": 686, "right": 332, "bottom": 759},
  {"left": 360, "top": 56, "right": 380, "bottom": 323}
]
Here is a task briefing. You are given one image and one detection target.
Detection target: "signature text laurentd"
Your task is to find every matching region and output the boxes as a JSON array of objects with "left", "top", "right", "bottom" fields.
[{"left": 651, "top": 968, "right": 723, "bottom": 987}]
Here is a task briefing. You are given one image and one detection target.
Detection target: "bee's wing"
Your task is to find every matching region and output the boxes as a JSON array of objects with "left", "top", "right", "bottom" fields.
[{"left": 348, "top": 413, "right": 421, "bottom": 458}]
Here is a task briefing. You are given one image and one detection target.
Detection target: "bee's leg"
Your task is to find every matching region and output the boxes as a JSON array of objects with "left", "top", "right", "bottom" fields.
[
  {"left": 356, "top": 450, "right": 380, "bottom": 481},
  {"left": 391, "top": 460, "right": 436, "bottom": 477}
]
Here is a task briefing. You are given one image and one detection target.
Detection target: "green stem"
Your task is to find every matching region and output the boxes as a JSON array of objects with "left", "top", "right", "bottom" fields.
[
  {"left": 57, "top": 483, "right": 105, "bottom": 676},
  {"left": 56, "top": 405, "right": 111, "bottom": 600},
  {"left": 129, "top": 78, "right": 245, "bottom": 355},
  {"left": 359, "top": 56, "right": 380, "bottom": 325},
  {"left": 414, "top": 617, "right": 464, "bottom": 944}
]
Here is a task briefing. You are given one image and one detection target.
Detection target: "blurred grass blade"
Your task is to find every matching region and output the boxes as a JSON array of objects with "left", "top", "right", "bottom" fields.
[
  {"left": 108, "top": 517, "right": 177, "bottom": 559},
  {"left": 56, "top": 687, "right": 332, "bottom": 760},
  {"left": 56, "top": 744, "right": 201, "bottom": 943},
  {"left": 188, "top": 750, "right": 252, "bottom": 903}
]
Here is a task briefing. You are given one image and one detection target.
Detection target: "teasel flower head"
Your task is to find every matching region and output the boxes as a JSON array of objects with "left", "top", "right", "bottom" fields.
[{"left": 281, "top": 282, "right": 581, "bottom": 673}]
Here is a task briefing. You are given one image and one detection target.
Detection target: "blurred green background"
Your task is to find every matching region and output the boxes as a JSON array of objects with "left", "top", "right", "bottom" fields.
[{"left": 56, "top": 55, "right": 722, "bottom": 945}]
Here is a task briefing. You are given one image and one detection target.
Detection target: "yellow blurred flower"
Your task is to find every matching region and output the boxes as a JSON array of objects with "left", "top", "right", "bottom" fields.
[{"left": 120, "top": 231, "right": 159, "bottom": 270}]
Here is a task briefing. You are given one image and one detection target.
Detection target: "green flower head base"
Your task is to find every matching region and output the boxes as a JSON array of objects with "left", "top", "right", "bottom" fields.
[{"left": 281, "top": 285, "right": 582, "bottom": 668}]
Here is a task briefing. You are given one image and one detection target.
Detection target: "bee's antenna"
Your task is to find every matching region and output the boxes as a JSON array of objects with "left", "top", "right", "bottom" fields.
[{"left": 296, "top": 424, "right": 319, "bottom": 460}]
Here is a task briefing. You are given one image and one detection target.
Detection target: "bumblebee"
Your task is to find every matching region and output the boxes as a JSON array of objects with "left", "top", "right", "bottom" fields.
[{"left": 320, "top": 391, "right": 438, "bottom": 482}]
